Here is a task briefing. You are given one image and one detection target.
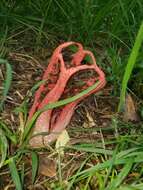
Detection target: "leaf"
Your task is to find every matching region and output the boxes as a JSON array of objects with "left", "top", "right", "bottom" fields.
[
  {"left": 118, "top": 22, "right": 143, "bottom": 111},
  {"left": 0, "top": 58, "right": 12, "bottom": 110},
  {"left": 71, "top": 144, "right": 113, "bottom": 155},
  {"left": 0, "top": 121, "right": 17, "bottom": 144},
  {"left": 123, "top": 94, "right": 139, "bottom": 122},
  {"left": 0, "top": 128, "right": 8, "bottom": 168},
  {"left": 9, "top": 158, "right": 22, "bottom": 190},
  {"left": 83, "top": 110, "right": 96, "bottom": 128},
  {"left": 55, "top": 130, "right": 70, "bottom": 155},
  {"left": 30, "top": 80, "right": 46, "bottom": 94},
  {"left": 117, "top": 186, "right": 137, "bottom": 190},
  {"left": 20, "top": 163, "right": 25, "bottom": 188},
  {"left": 38, "top": 155, "right": 57, "bottom": 177},
  {"left": 31, "top": 151, "right": 38, "bottom": 184}
]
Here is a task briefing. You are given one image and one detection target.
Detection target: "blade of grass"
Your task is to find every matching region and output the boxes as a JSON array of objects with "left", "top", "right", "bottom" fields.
[
  {"left": 0, "top": 121, "right": 17, "bottom": 144},
  {"left": 9, "top": 158, "right": 22, "bottom": 190},
  {"left": 103, "top": 146, "right": 118, "bottom": 189},
  {"left": 31, "top": 151, "right": 38, "bottom": 184},
  {"left": 118, "top": 186, "right": 137, "bottom": 190},
  {"left": 20, "top": 163, "right": 25, "bottom": 188},
  {"left": 30, "top": 80, "right": 46, "bottom": 94},
  {"left": 105, "top": 159, "right": 133, "bottom": 190},
  {"left": 67, "top": 154, "right": 93, "bottom": 190},
  {"left": 0, "top": 26, "right": 8, "bottom": 57},
  {"left": 71, "top": 148, "right": 143, "bottom": 182},
  {"left": 22, "top": 81, "right": 100, "bottom": 143},
  {"left": 14, "top": 80, "right": 47, "bottom": 120},
  {"left": 68, "top": 145, "right": 113, "bottom": 155},
  {"left": 0, "top": 128, "right": 8, "bottom": 168},
  {"left": 118, "top": 0, "right": 133, "bottom": 44},
  {"left": 83, "top": 175, "right": 92, "bottom": 190},
  {"left": 0, "top": 58, "right": 12, "bottom": 111},
  {"left": 118, "top": 22, "right": 143, "bottom": 111},
  {"left": 36, "top": 0, "right": 52, "bottom": 45}
]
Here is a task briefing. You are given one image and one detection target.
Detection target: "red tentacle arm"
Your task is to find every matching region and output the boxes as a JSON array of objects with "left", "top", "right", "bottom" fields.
[{"left": 28, "top": 42, "right": 106, "bottom": 147}]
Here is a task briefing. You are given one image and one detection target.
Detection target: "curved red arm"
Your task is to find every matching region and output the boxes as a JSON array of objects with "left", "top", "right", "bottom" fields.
[{"left": 28, "top": 42, "right": 106, "bottom": 147}]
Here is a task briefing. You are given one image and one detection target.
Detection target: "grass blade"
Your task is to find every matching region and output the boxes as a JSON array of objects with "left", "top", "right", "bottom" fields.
[
  {"left": 9, "top": 158, "right": 22, "bottom": 190},
  {"left": 31, "top": 151, "right": 38, "bottom": 184},
  {"left": 117, "top": 186, "right": 137, "bottom": 190},
  {"left": 22, "top": 81, "right": 100, "bottom": 143},
  {"left": 0, "top": 128, "right": 8, "bottom": 168},
  {"left": 69, "top": 145, "right": 113, "bottom": 155},
  {"left": 0, "top": 58, "right": 12, "bottom": 111},
  {"left": 71, "top": 147, "right": 142, "bottom": 182},
  {"left": 67, "top": 154, "right": 93, "bottom": 190},
  {"left": 30, "top": 80, "right": 46, "bottom": 94},
  {"left": 0, "top": 121, "right": 17, "bottom": 144},
  {"left": 103, "top": 146, "right": 118, "bottom": 188},
  {"left": 20, "top": 163, "right": 25, "bottom": 188},
  {"left": 106, "top": 159, "right": 133, "bottom": 190},
  {"left": 118, "top": 22, "right": 143, "bottom": 111}
]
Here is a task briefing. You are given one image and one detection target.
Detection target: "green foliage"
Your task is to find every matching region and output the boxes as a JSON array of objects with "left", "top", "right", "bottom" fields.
[
  {"left": 0, "top": 128, "right": 8, "bottom": 168},
  {"left": 0, "top": 0, "right": 143, "bottom": 94},
  {"left": 106, "top": 159, "right": 133, "bottom": 190},
  {"left": 118, "top": 22, "right": 143, "bottom": 111},
  {"left": 0, "top": 0, "right": 142, "bottom": 96},
  {"left": 0, "top": 0, "right": 142, "bottom": 46},
  {"left": 31, "top": 151, "right": 38, "bottom": 184},
  {"left": 0, "top": 121, "right": 17, "bottom": 144},
  {"left": 0, "top": 58, "right": 12, "bottom": 111},
  {"left": 9, "top": 158, "right": 23, "bottom": 190}
]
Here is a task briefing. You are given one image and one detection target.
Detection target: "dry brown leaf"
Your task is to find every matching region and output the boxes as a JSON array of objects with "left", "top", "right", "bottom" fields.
[
  {"left": 38, "top": 155, "right": 57, "bottom": 177},
  {"left": 123, "top": 94, "right": 139, "bottom": 122},
  {"left": 83, "top": 110, "right": 96, "bottom": 128}
]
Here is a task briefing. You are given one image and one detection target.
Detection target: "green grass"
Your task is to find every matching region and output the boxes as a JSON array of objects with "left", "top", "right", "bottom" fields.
[
  {"left": 0, "top": 58, "right": 12, "bottom": 111},
  {"left": 0, "top": 127, "right": 8, "bottom": 168},
  {"left": 0, "top": 0, "right": 142, "bottom": 94},
  {"left": 0, "top": 0, "right": 143, "bottom": 189},
  {"left": 0, "top": 0, "right": 142, "bottom": 45},
  {"left": 1, "top": 114, "right": 143, "bottom": 189},
  {"left": 9, "top": 158, "right": 23, "bottom": 190},
  {"left": 118, "top": 22, "right": 143, "bottom": 111}
]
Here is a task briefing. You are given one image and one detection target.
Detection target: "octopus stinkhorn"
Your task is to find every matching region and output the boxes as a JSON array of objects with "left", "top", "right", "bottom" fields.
[{"left": 28, "top": 42, "right": 106, "bottom": 148}]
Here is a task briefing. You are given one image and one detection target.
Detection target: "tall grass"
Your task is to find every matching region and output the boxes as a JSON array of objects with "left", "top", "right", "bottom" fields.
[
  {"left": 0, "top": 0, "right": 142, "bottom": 47},
  {"left": 118, "top": 22, "right": 143, "bottom": 111},
  {"left": 0, "top": 58, "right": 12, "bottom": 111},
  {"left": 0, "top": 0, "right": 143, "bottom": 94}
]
